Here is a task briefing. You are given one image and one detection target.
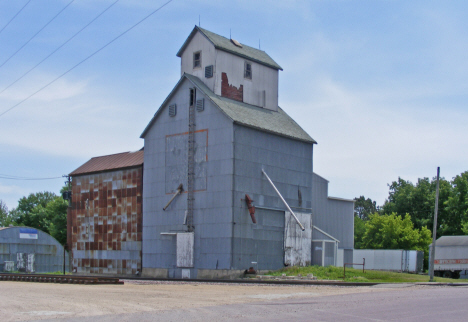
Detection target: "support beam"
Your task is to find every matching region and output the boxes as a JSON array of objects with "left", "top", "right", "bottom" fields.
[{"left": 261, "top": 169, "right": 305, "bottom": 231}]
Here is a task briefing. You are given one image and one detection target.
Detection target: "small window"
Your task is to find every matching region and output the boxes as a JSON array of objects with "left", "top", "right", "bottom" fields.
[
  {"left": 244, "top": 61, "right": 252, "bottom": 79},
  {"left": 193, "top": 51, "right": 201, "bottom": 69}
]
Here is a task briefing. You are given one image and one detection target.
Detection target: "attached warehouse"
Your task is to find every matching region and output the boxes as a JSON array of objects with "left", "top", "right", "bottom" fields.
[{"left": 67, "top": 150, "right": 143, "bottom": 275}]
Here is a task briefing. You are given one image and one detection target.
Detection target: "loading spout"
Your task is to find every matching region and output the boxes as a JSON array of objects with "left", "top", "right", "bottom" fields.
[
  {"left": 245, "top": 194, "right": 256, "bottom": 223},
  {"left": 163, "top": 184, "right": 183, "bottom": 211},
  {"left": 261, "top": 169, "right": 305, "bottom": 231}
]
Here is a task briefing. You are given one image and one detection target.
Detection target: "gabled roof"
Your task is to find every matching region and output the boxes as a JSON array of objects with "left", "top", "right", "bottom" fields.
[
  {"left": 69, "top": 150, "right": 144, "bottom": 176},
  {"left": 140, "top": 73, "right": 316, "bottom": 144},
  {"left": 177, "top": 26, "right": 283, "bottom": 71}
]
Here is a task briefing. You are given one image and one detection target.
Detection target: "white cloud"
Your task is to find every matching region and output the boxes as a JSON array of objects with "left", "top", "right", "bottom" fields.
[
  {"left": 282, "top": 75, "right": 468, "bottom": 205},
  {"left": 0, "top": 75, "right": 88, "bottom": 102}
]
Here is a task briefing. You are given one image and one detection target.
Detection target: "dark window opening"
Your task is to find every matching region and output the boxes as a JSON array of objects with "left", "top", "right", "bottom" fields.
[
  {"left": 190, "top": 88, "right": 196, "bottom": 106},
  {"left": 193, "top": 51, "right": 201, "bottom": 69},
  {"left": 244, "top": 62, "right": 252, "bottom": 79}
]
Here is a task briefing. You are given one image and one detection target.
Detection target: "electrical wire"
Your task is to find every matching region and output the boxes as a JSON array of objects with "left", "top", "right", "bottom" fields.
[
  {"left": 0, "top": 0, "right": 33, "bottom": 36},
  {"left": 0, "top": 174, "right": 62, "bottom": 180},
  {"left": 0, "top": 0, "right": 173, "bottom": 119},
  {"left": 0, "top": 0, "right": 75, "bottom": 70},
  {"left": 0, "top": 0, "right": 119, "bottom": 96}
]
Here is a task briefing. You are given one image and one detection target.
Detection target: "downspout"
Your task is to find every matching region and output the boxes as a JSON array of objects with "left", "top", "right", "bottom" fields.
[{"left": 261, "top": 169, "right": 305, "bottom": 231}]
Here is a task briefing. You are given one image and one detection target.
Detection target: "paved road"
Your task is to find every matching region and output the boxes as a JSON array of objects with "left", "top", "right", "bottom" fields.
[
  {"left": 66, "top": 285, "right": 468, "bottom": 322},
  {"left": 2, "top": 280, "right": 467, "bottom": 321}
]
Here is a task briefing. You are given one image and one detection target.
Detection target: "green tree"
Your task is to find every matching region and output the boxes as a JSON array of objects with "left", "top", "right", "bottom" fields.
[
  {"left": 362, "top": 213, "right": 431, "bottom": 250},
  {"left": 354, "top": 215, "right": 366, "bottom": 249},
  {"left": 9, "top": 191, "right": 68, "bottom": 245},
  {"left": 0, "top": 200, "right": 13, "bottom": 227},
  {"left": 46, "top": 197, "right": 68, "bottom": 245},
  {"left": 361, "top": 213, "right": 432, "bottom": 268},
  {"left": 381, "top": 176, "right": 452, "bottom": 238},
  {"left": 354, "top": 196, "right": 378, "bottom": 220},
  {"left": 9, "top": 191, "right": 57, "bottom": 225},
  {"left": 448, "top": 171, "right": 468, "bottom": 235}
]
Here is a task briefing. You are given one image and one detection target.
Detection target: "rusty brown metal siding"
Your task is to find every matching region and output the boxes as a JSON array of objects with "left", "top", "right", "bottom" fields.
[
  {"left": 69, "top": 150, "right": 144, "bottom": 176},
  {"left": 68, "top": 167, "right": 143, "bottom": 275}
]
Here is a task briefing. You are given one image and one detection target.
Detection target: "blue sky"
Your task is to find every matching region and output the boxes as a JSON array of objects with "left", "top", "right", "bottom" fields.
[{"left": 1, "top": 0, "right": 467, "bottom": 210}]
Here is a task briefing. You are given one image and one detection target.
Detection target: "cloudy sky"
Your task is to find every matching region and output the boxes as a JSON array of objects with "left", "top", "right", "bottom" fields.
[{"left": 0, "top": 0, "right": 467, "bottom": 210}]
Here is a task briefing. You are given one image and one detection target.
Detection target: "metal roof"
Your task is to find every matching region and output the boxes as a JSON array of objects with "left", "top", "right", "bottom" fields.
[
  {"left": 177, "top": 26, "right": 283, "bottom": 71},
  {"left": 141, "top": 74, "right": 316, "bottom": 144},
  {"left": 433, "top": 236, "right": 468, "bottom": 247},
  {"left": 69, "top": 150, "right": 144, "bottom": 176}
]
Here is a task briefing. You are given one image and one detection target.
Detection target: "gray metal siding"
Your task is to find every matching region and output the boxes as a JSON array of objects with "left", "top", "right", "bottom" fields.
[
  {"left": 312, "top": 173, "right": 354, "bottom": 249},
  {"left": 142, "top": 78, "right": 234, "bottom": 272},
  {"left": 231, "top": 125, "right": 313, "bottom": 270},
  {"left": 0, "top": 227, "right": 69, "bottom": 273}
]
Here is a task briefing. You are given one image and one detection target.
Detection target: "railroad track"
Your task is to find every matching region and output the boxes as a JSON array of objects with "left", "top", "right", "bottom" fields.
[{"left": 0, "top": 273, "right": 123, "bottom": 285}]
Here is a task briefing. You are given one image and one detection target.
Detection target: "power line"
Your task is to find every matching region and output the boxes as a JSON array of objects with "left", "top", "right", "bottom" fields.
[
  {"left": 0, "top": 0, "right": 119, "bottom": 96},
  {"left": 0, "top": 0, "right": 174, "bottom": 119},
  {"left": 0, "top": 0, "right": 33, "bottom": 36},
  {"left": 0, "top": 174, "right": 62, "bottom": 181},
  {"left": 0, "top": 0, "right": 75, "bottom": 70}
]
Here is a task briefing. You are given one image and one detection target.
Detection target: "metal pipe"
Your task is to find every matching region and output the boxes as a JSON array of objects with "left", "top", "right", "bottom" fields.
[
  {"left": 312, "top": 225, "right": 340, "bottom": 243},
  {"left": 261, "top": 169, "right": 305, "bottom": 231},
  {"left": 163, "top": 184, "right": 183, "bottom": 211}
]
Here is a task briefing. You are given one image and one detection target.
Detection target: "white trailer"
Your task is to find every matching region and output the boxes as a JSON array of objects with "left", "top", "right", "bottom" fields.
[
  {"left": 430, "top": 236, "right": 468, "bottom": 279},
  {"left": 353, "top": 249, "right": 424, "bottom": 273}
]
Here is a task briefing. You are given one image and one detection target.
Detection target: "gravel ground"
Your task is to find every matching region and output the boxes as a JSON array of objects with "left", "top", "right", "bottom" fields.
[{"left": 0, "top": 279, "right": 406, "bottom": 321}]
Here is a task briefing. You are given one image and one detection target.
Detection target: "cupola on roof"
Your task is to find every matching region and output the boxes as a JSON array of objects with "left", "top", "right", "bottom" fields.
[{"left": 177, "top": 26, "right": 283, "bottom": 70}]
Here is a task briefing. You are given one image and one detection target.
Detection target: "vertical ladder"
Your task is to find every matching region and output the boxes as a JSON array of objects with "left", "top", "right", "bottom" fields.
[{"left": 187, "top": 89, "right": 196, "bottom": 232}]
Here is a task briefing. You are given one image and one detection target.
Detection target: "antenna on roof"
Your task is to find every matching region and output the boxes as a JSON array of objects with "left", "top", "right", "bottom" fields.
[
  {"left": 230, "top": 28, "right": 231, "bottom": 39},
  {"left": 199, "top": 15, "right": 200, "bottom": 27},
  {"left": 259, "top": 39, "right": 261, "bottom": 50}
]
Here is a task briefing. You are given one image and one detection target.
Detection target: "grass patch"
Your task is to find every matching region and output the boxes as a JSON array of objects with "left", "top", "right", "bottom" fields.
[{"left": 265, "top": 265, "right": 464, "bottom": 283}]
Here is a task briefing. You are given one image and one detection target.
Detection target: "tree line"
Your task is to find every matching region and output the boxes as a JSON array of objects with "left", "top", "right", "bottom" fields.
[
  {"left": 0, "top": 188, "right": 68, "bottom": 246},
  {"left": 2, "top": 170, "right": 467, "bottom": 252},
  {"left": 354, "top": 170, "right": 468, "bottom": 267}
]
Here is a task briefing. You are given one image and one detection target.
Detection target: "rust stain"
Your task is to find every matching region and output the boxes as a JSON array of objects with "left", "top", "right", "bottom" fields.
[{"left": 68, "top": 167, "right": 143, "bottom": 275}]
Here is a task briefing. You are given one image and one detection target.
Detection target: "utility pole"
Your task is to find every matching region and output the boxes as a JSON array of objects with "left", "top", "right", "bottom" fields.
[{"left": 429, "top": 167, "right": 440, "bottom": 282}]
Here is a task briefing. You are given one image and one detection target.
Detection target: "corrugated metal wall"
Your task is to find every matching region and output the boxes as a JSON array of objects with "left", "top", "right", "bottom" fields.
[
  {"left": 231, "top": 125, "right": 313, "bottom": 270},
  {"left": 311, "top": 173, "right": 354, "bottom": 250},
  {"left": 69, "top": 167, "right": 142, "bottom": 275},
  {"left": 0, "top": 227, "right": 68, "bottom": 273},
  {"left": 142, "top": 78, "right": 234, "bottom": 278}
]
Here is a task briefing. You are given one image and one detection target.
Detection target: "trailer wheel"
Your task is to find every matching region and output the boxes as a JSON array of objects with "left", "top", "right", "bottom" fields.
[{"left": 443, "top": 271, "right": 453, "bottom": 278}]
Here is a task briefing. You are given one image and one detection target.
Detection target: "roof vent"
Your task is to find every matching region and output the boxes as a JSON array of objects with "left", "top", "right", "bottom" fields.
[
  {"left": 169, "top": 104, "right": 177, "bottom": 117},
  {"left": 231, "top": 38, "right": 242, "bottom": 48},
  {"left": 205, "top": 65, "right": 213, "bottom": 78},
  {"left": 196, "top": 99, "right": 204, "bottom": 112}
]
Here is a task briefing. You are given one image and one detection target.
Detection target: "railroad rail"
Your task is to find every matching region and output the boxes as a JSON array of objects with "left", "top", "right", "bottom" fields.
[{"left": 0, "top": 273, "right": 123, "bottom": 285}]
